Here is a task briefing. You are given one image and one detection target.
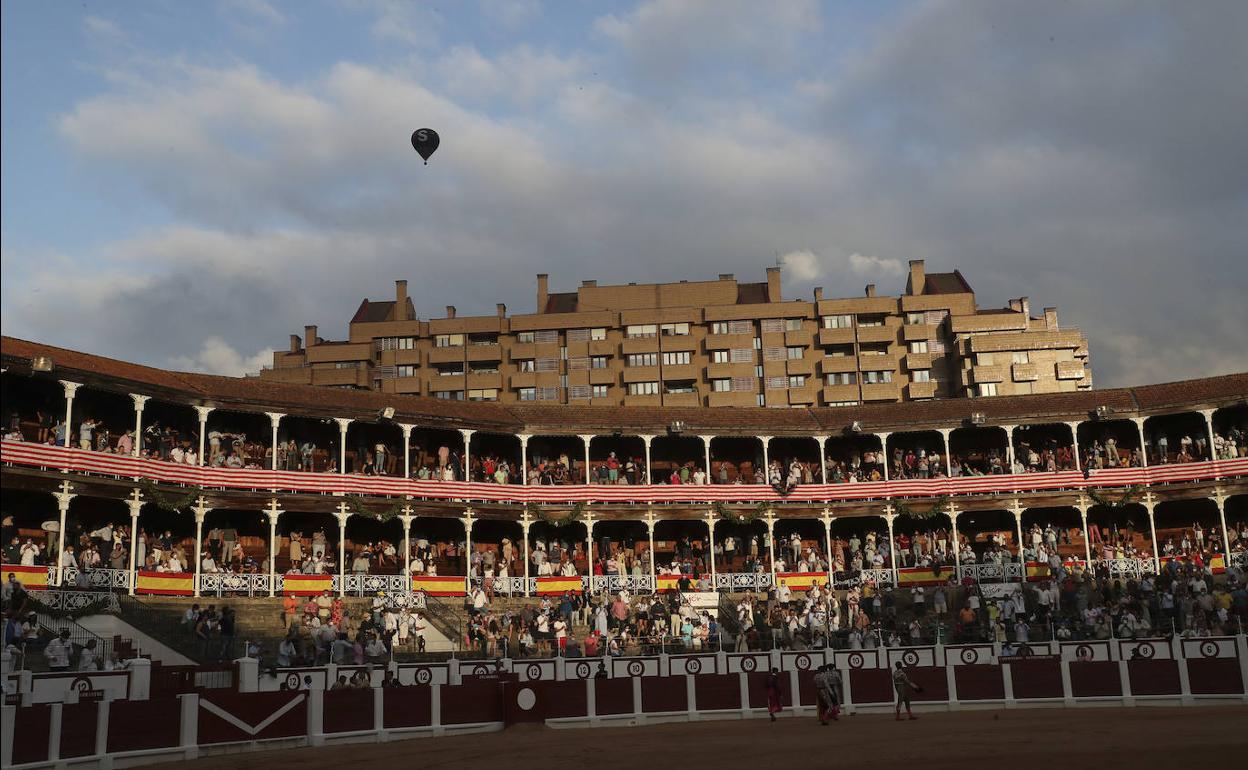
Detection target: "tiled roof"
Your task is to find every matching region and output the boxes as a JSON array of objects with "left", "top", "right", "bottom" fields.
[
  {"left": 3, "top": 336, "right": 1244, "bottom": 436},
  {"left": 545, "top": 293, "right": 578, "bottom": 313},
  {"left": 924, "top": 270, "right": 973, "bottom": 295}
]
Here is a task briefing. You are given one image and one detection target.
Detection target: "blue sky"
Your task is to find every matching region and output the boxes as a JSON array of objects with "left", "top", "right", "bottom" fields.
[{"left": 2, "top": 1, "right": 1245, "bottom": 385}]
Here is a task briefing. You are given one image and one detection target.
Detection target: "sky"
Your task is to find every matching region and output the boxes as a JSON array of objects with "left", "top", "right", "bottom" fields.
[{"left": 2, "top": 0, "right": 1246, "bottom": 387}]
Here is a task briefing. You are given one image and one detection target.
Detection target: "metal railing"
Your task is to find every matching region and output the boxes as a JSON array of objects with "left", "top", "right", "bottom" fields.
[{"left": 198, "top": 573, "right": 273, "bottom": 597}]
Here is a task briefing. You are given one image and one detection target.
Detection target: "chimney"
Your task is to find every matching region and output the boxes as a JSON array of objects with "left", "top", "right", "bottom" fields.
[
  {"left": 864, "top": 284, "right": 876, "bottom": 298},
  {"left": 289, "top": 334, "right": 302, "bottom": 353},
  {"left": 304, "top": 325, "right": 318, "bottom": 347},
  {"left": 581, "top": 280, "right": 597, "bottom": 287},
  {"left": 393, "top": 280, "right": 408, "bottom": 320},
  {"left": 445, "top": 305, "right": 456, "bottom": 319},
  {"left": 1044, "top": 307, "right": 1058, "bottom": 330},
  {"left": 536, "top": 273, "right": 549, "bottom": 313},
  {"left": 1010, "top": 296, "right": 1031, "bottom": 317},
  {"left": 766, "top": 266, "right": 782, "bottom": 303},
  {"left": 906, "top": 260, "right": 925, "bottom": 295},
  {"left": 719, "top": 273, "right": 735, "bottom": 281},
  {"left": 496, "top": 303, "right": 507, "bottom": 318},
  {"left": 813, "top": 287, "right": 824, "bottom": 301}
]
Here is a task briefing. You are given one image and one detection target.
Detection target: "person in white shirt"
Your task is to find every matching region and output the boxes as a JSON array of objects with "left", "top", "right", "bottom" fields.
[
  {"left": 20, "top": 539, "right": 41, "bottom": 566},
  {"left": 78, "top": 639, "right": 101, "bottom": 671},
  {"left": 45, "top": 631, "right": 73, "bottom": 671},
  {"left": 61, "top": 546, "right": 78, "bottom": 569},
  {"left": 553, "top": 617, "right": 568, "bottom": 654},
  {"left": 201, "top": 553, "right": 218, "bottom": 573}
]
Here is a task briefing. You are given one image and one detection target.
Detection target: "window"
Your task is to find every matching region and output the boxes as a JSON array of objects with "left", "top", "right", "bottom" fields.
[
  {"left": 590, "top": 327, "right": 607, "bottom": 341},
  {"left": 909, "top": 341, "right": 928, "bottom": 354},
  {"left": 566, "top": 329, "right": 590, "bottom": 342},
  {"left": 1012, "top": 352, "right": 1030, "bottom": 364},
  {"left": 976, "top": 353, "right": 995, "bottom": 366},
  {"left": 518, "top": 387, "right": 536, "bottom": 401},
  {"left": 863, "top": 370, "right": 893, "bottom": 384},
  {"left": 905, "top": 312, "right": 925, "bottom": 326},
  {"left": 469, "top": 363, "right": 498, "bottom": 374},
  {"left": 396, "top": 365, "right": 417, "bottom": 378},
  {"left": 824, "top": 345, "right": 854, "bottom": 358},
  {"left": 859, "top": 344, "right": 888, "bottom": 356},
  {"left": 433, "top": 390, "right": 464, "bottom": 400},
  {"left": 822, "top": 315, "right": 853, "bottom": 329},
  {"left": 757, "top": 394, "right": 766, "bottom": 406},
  {"left": 785, "top": 318, "right": 803, "bottom": 332},
  {"left": 591, "top": 384, "right": 609, "bottom": 398},
  {"left": 766, "top": 376, "right": 788, "bottom": 390},
  {"left": 569, "top": 385, "right": 591, "bottom": 400},
  {"left": 333, "top": 362, "right": 357, "bottom": 369},
  {"left": 732, "top": 377, "right": 757, "bottom": 392},
  {"left": 535, "top": 387, "right": 560, "bottom": 401},
  {"left": 516, "top": 332, "right": 535, "bottom": 344},
  {"left": 731, "top": 348, "right": 753, "bottom": 363},
  {"left": 435, "top": 365, "right": 464, "bottom": 376},
  {"left": 560, "top": 346, "right": 567, "bottom": 360},
  {"left": 626, "top": 324, "right": 657, "bottom": 338},
  {"left": 590, "top": 356, "right": 609, "bottom": 369},
  {"left": 711, "top": 379, "right": 731, "bottom": 392},
  {"left": 660, "top": 322, "right": 690, "bottom": 336},
  {"left": 533, "top": 330, "right": 559, "bottom": 344},
  {"left": 376, "top": 336, "right": 415, "bottom": 351},
  {"left": 826, "top": 372, "right": 856, "bottom": 385},
  {"left": 628, "top": 381, "right": 659, "bottom": 396},
  {"left": 516, "top": 359, "right": 535, "bottom": 372},
  {"left": 762, "top": 346, "right": 786, "bottom": 362},
  {"left": 469, "top": 334, "right": 498, "bottom": 346},
  {"left": 627, "top": 353, "right": 658, "bottom": 367},
  {"left": 435, "top": 334, "right": 464, "bottom": 347},
  {"left": 534, "top": 357, "right": 559, "bottom": 372},
  {"left": 467, "top": 389, "right": 498, "bottom": 401},
  {"left": 857, "top": 315, "right": 885, "bottom": 327},
  {"left": 912, "top": 370, "right": 931, "bottom": 383},
  {"left": 786, "top": 347, "right": 804, "bottom": 360},
  {"left": 755, "top": 365, "right": 764, "bottom": 378},
  {"left": 664, "top": 381, "right": 696, "bottom": 394},
  {"left": 788, "top": 375, "right": 806, "bottom": 388},
  {"left": 826, "top": 400, "right": 859, "bottom": 407},
  {"left": 711, "top": 350, "right": 730, "bottom": 364},
  {"left": 662, "top": 351, "right": 691, "bottom": 366},
  {"left": 567, "top": 356, "right": 589, "bottom": 371},
  {"left": 710, "top": 320, "right": 752, "bottom": 335},
  {"left": 979, "top": 383, "right": 998, "bottom": 397}
]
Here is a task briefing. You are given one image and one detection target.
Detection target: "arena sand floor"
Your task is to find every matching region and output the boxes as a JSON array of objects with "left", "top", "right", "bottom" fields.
[{"left": 150, "top": 706, "right": 1247, "bottom": 770}]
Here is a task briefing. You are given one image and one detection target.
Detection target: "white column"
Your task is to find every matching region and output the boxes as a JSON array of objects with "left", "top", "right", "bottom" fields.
[
  {"left": 1011, "top": 500, "right": 1026, "bottom": 579},
  {"left": 126, "top": 490, "right": 142, "bottom": 595},
  {"left": 641, "top": 435, "right": 656, "bottom": 484},
  {"left": 579, "top": 434, "right": 595, "bottom": 483},
  {"left": 1132, "top": 417, "right": 1148, "bottom": 468},
  {"left": 950, "top": 505, "right": 962, "bottom": 570},
  {"left": 266, "top": 412, "right": 285, "bottom": 471},
  {"left": 758, "top": 435, "right": 772, "bottom": 483},
  {"left": 877, "top": 432, "right": 891, "bottom": 481},
  {"left": 520, "top": 512, "right": 533, "bottom": 595},
  {"left": 130, "top": 394, "right": 150, "bottom": 457},
  {"left": 1212, "top": 490, "right": 1231, "bottom": 558},
  {"left": 335, "top": 503, "right": 350, "bottom": 596},
  {"left": 1067, "top": 421, "right": 1082, "bottom": 472},
  {"left": 60, "top": 380, "right": 81, "bottom": 458},
  {"left": 1142, "top": 493, "right": 1161, "bottom": 573},
  {"left": 193, "top": 406, "right": 213, "bottom": 467},
  {"left": 584, "top": 514, "right": 596, "bottom": 578},
  {"left": 764, "top": 510, "right": 777, "bottom": 582},
  {"left": 705, "top": 512, "right": 718, "bottom": 588},
  {"left": 461, "top": 508, "right": 476, "bottom": 592},
  {"left": 266, "top": 501, "right": 281, "bottom": 597},
  {"left": 1199, "top": 409, "right": 1217, "bottom": 461},
  {"left": 820, "top": 508, "right": 834, "bottom": 587},
  {"left": 400, "top": 510, "right": 414, "bottom": 579},
  {"left": 335, "top": 418, "right": 352, "bottom": 474},
  {"left": 700, "top": 435, "right": 714, "bottom": 482},
  {"left": 939, "top": 428, "right": 953, "bottom": 476},
  {"left": 645, "top": 513, "right": 658, "bottom": 589},
  {"left": 459, "top": 429, "right": 476, "bottom": 481},
  {"left": 192, "top": 499, "right": 208, "bottom": 598},
  {"left": 815, "top": 436, "right": 829, "bottom": 482},
  {"left": 884, "top": 508, "right": 898, "bottom": 584},
  {"left": 1002, "top": 425, "right": 1017, "bottom": 472},
  {"left": 1076, "top": 498, "right": 1093, "bottom": 565},
  {"left": 400, "top": 424, "right": 415, "bottom": 479},
  {"left": 53, "top": 481, "right": 75, "bottom": 586},
  {"left": 518, "top": 433, "right": 531, "bottom": 485}
]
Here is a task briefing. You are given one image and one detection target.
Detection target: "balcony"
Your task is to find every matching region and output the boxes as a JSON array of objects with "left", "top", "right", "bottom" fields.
[
  {"left": 707, "top": 361, "right": 756, "bottom": 380},
  {"left": 588, "top": 339, "right": 616, "bottom": 357},
  {"left": 860, "top": 381, "right": 901, "bottom": 401},
  {"left": 510, "top": 372, "right": 536, "bottom": 389},
  {"left": 589, "top": 367, "right": 617, "bottom": 385},
  {"left": 623, "top": 393, "right": 662, "bottom": 407},
  {"left": 661, "top": 391, "right": 701, "bottom": 407},
  {"left": 662, "top": 362, "right": 699, "bottom": 381},
  {"left": 708, "top": 391, "right": 758, "bottom": 408},
  {"left": 466, "top": 372, "right": 502, "bottom": 389},
  {"left": 762, "top": 360, "right": 788, "bottom": 378},
  {"left": 971, "top": 365, "right": 1005, "bottom": 384},
  {"left": 510, "top": 342, "right": 536, "bottom": 360},
  {"left": 817, "top": 327, "right": 856, "bottom": 347},
  {"left": 705, "top": 332, "right": 756, "bottom": 350},
  {"left": 310, "top": 365, "right": 369, "bottom": 387},
  {"left": 904, "top": 352, "right": 933, "bottom": 371},
  {"left": 821, "top": 384, "right": 860, "bottom": 404},
  {"left": 427, "top": 345, "right": 465, "bottom": 364},
  {"left": 1056, "top": 361, "right": 1086, "bottom": 380},
  {"left": 1011, "top": 363, "right": 1039, "bottom": 382},
  {"left": 466, "top": 344, "right": 502, "bottom": 362},
  {"left": 661, "top": 335, "right": 699, "bottom": 353},
  {"left": 902, "top": 324, "right": 937, "bottom": 342},
  {"left": 622, "top": 337, "right": 659, "bottom": 355},
  {"left": 381, "top": 348, "right": 423, "bottom": 366},
  {"left": 432, "top": 373, "right": 466, "bottom": 390},
  {"left": 622, "top": 365, "right": 660, "bottom": 384},
  {"left": 855, "top": 325, "right": 897, "bottom": 344},
  {"left": 784, "top": 329, "right": 812, "bottom": 347},
  {"left": 907, "top": 381, "right": 938, "bottom": 400},
  {"left": 787, "top": 386, "right": 816, "bottom": 405},
  {"left": 785, "top": 358, "right": 814, "bottom": 376},
  {"left": 819, "top": 356, "right": 858, "bottom": 374}
]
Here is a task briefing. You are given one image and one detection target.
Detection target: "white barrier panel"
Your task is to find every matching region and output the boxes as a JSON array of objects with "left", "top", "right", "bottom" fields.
[
  {"left": 515, "top": 660, "right": 558, "bottom": 681},
  {"left": 398, "top": 663, "right": 449, "bottom": 686},
  {"left": 946, "top": 644, "right": 996, "bottom": 666},
  {"left": 1181, "top": 637, "right": 1238, "bottom": 660},
  {"left": 24, "top": 670, "right": 130, "bottom": 703},
  {"left": 888, "top": 646, "right": 938, "bottom": 668},
  {"left": 725, "top": 653, "right": 770, "bottom": 674},
  {"left": 565, "top": 659, "right": 606, "bottom": 680},
  {"left": 276, "top": 667, "right": 330, "bottom": 690},
  {"left": 1118, "top": 638, "right": 1173, "bottom": 660},
  {"left": 780, "top": 650, "right": 829, "bottom": 672},
  {"left": 614, "top": 657, "right": 661, "bottom": 678},
  {"left": 836, "top": 649, "right": 880, "bottom": 670},
  {"left": 668, "top": 654, "right": 718, "bottom": 676},
  {"left": 1061, "top": 640, "right": 1112, "bottom": 661}
]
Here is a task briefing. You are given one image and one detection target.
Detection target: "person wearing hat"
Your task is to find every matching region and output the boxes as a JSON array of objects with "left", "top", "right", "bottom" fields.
[{"left": 45, "top": 629, "right": 73, "bottom": 671}]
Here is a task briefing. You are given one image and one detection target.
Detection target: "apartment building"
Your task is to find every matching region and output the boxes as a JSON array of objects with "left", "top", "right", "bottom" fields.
[{"left": 259, "top": 261, "right": 1092, "bottom": 406}]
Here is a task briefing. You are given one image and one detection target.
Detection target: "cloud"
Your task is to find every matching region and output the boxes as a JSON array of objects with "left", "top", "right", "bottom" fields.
[
  {"left": 167, "top": 336, "right": 274, "bottom": 377},
  {"left": 82, "top": 16, "right": 127, "bottom": 44},
  {"left": 780, "top": 250, "right": 820, "bottom": 282},
  {"left": 436, "top": 45, "right": 586, "bottom": 106},
  {"left": 220, "top": 0, "right": 285, "bottom": 25},
  {"left": 848, "top": 254, "right": 903, "bottom": 278},
  {"left": 347, "top": 0, "right": 442, "bottom": 47}
]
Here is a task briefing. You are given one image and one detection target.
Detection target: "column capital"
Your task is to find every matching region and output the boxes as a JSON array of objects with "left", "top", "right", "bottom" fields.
[
  {"left": 643, "top": 510, "right": 658, "bottom": 531},
  {"left": 1198, "top": 408, "right": 1216, "bottom": 419},
  {"left": 194, "top": 405, "right": 214, "bottom": 422},
  {"left": 192, "top": 497, "right": 211, "bottom": 524},
  {"left": 399, "top": 423, "right": 416, "bottom": 437},
  {"left": 459, "top": 428, "right": 477, "bottom": 438},
  {"left": 577, "top": 433, "right": 596, "bottom": 442},
  {"left": 698, "top": 434, "right": 715, "bottom": 445},
  {"left": 461, "top": 506, "right": 476, "bottom": 531},
  {"left": 126, "top": 488, "right": 144, "bottom": 516},
  {"left": 517, "top": 432, "right": 531, "bottom": 446},
  {"left": 1140, "top": 491, "right": 1159, "bottom": 513},
  {"left": 53, "top": 491, "right": 76, "bottom": 510},
  {"left": 59, "top": 380, "right": 82, "bottom": 398},
  {"left": 1130, "top": 416, "right": 1146, "bottom": 428},
  {"left": 639, "top": 434, "right": 657, "bottom": 444},
  {"left": 398, "top": 513, "right": 415, "bottom": 527},
  {"left": 703, "top": 508, "right": 718, "bottom": 526},
  {"left": 876, "top": 430, "right": 892, "bottom": 438},
  {"left": 130, "top": 394, "right": 150, "bottom": 411},
  {"left": 762, "top": 508, "right": 777, "bottom": 531},
  {"left": 814, "top": 435, "right": 829, "bottom": 445},
  {"left": 1065, "top": 420, "right": 1082, "bottom": 429},
  {"left": 334, "top": 417, "right": 353, "bottom": 431},
  {"left": 1009, "top": 499, "right": 1025, "bottom": 517},
  {"left": 1211, "top": 488, "right": 1227, "bottom": 508},
  {"left": 265, "top": 411, "right": 285, "bottom": 428},
  {"left": 819, "top": 507, "right": 834, "bottom": 527},
  {"left": 1075, "top": 495, "right": 1091, "bottom": 515},
  {"left": 758, "top": 435, "right": 773, "bottom": 442},
  {"left": 938, "top": 427, "right": 953, "bottom": 438}
]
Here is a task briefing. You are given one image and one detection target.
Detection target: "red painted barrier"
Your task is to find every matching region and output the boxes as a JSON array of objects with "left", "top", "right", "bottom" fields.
[
  {"left": 954, "top": 665, "right": 1005, "bottom": 700},
  {"left": 58, "top": 702, "right": 98, "bottom": 758},
  {"left": 382, "top": 686, "right": 433, "bottom": 728},
  {"left": 1128, "top": 660, "right": 1181, "bottom": 696},
  {"left": 1069, "top": 661, "right": 1121, "bottom": 698},
  {"left": 199, "top": 691, "right": 308, "bottom": 744},
  {"left": 694, "top": 674, "right": 741, "bottom": 711},
  {"left": 1008, "top": 660, "right": 1064, "bottom": 699},
  {"left": 12, "top": 704, "right": 51, "bottom": 765},
  {"left": 506, "top": 680, "right": 586, "bottom": 723},
  {"left": 594, "top": 678, "right": 634, "bottom": 715},
  {"left": 1186, "top": 659, "right": 1244, "bottom": 695},
  {"left": 907, "top": 666, "right": 950, "bottom": 702},
  {"left": 440, "top": 680, "right": 505, "bottom": 725},
  {"left": 847, "top": 669, "right": 894, "bottom": 704},
  {"left": 642, "top": 676, "right": 687, "bottom": 713},
  {"left": 107, "top": 699, "right": 182, "bottom": 753}
]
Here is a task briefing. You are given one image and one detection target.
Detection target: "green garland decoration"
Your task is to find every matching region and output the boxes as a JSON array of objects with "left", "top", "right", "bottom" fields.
[
  {"left": 341, "top": 495, "right": 406, "bottom": 523},
  {"left": 714, "top": 501, "right": 768, "bottom": 524},
  {"left": 138, "top": 478, "right": 205, "bottom": 513},
  {"left": 526, "top": 501, "right": 586, "bottom": 528},
  {"left": 22, "top": 593, "right": 112, "bottom": 620},
  {"left": 894, "top": 495, "right": 952, "bottom": 521},
  {"left": 1086, "top": 484, "right": 1145, "bottom": 509}
]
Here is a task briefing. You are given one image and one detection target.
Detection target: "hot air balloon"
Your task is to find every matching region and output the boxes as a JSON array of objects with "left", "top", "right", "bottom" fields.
[{"left": 411, "top": 128, "right": 440, "bottom": 164}]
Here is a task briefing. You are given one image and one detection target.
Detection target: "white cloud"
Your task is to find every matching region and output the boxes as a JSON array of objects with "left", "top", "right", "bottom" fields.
[
  {"left": 167, "top": 337, "right": 274, "bottom": 377},
  {"left": 848, "top": 253, "right": 903, "bottom": 277},
  {"left": 436, "top": 45, "right": 585, "bottom": 106},
  {"left": 82, "top": 16, "right": 127, "bottom": 45},
  {"left": 478, "top": 0, "right": 540, "bottom": 29},
  {"left": 780, "top": 250, "right": 820, "bottom": 282},
  {"left": 220, "top": 0, "right": 285, "bottom": 25}
]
